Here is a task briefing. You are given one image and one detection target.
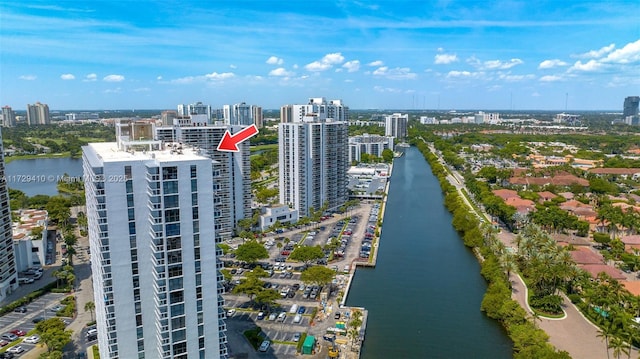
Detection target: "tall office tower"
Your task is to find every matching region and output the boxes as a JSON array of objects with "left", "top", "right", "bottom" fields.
[
  {"left": 279, "top": 120, "right": 349, "bottom": 217},
  {"left": 83, "top": 121, "right": 224, "bottom": 359},
  {"left": 222, "top": 103, "right": 258, "bottom": 126},
  {"left": 280, "top": 105, "right": 293, "bottom": 123},
  {"left": 26, "top": 102, "right": 50, "bottom": 125},
  {"left": 1, "top": 106, "right": 16, "bottom": 127},
  {"left": 155, "top": 116, "right": 251, "bottom": 241},
  {"left": 0, "top": 129, "right": 18, "bottom": 302},
  {"left": 384, "top": 113, "right": 408, "bottom": 139},
  {"left": 624, "top": 96, "right": 640, "bottom": 118},
  {"left": 252, "top": 106, "right": 263, "bottom": 128}
]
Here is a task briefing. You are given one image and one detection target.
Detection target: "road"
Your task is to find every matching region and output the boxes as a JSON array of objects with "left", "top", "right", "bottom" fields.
[{"left": 428, "top": 143, "right": 635, "bottom": 359}]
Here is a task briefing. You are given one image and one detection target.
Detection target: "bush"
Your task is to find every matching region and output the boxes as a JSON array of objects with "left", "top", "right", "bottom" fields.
[
  {"left": 0, "top": 281, "right": 57, "bottom": 316},
  {"left": 296, "top": 332, "right": 308, "bottom": 353},
  {"left": 567, "top": 294, "right": 581, "bottom": 304},
  {"left": 243, "top": 326, "right": 264, "bottom": 350},
  {"left": 530, "top": 295, "right": 563, "bottom": 315}
]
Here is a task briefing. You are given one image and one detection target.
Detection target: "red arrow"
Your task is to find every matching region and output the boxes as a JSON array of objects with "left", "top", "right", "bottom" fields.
[{"left": 216, "top": 124, "right": 259, "bottom": 152}]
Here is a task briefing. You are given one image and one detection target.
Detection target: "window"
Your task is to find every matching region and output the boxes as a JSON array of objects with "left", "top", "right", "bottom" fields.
[
  {"left": 166, "top": 223, "right": 180, "bottom": 236},
  {"left": 127, "top": 194, "right": 134, "bottom": 207},
  {"left": 164, "top": 209, "right": 180, "bottom": 223},
  {"left": 164, "top": 195, "right": 179, "bottom": 208},
  {"left": 170, "top": 290, "right": 184, "bottom": 304},
  {"left": 171, "top": 316, "right": 186, "bottom": 329},
  {"left": 170, "top": 304, "right": 184, "bottom": 317},
  {"left": 190, "top": 165, "right": 197, "bottom": 178},
  {"left": 191, "top": 179, "right": 197, "bottom": 192},
  {"left": 162, "top": 166, "right": 178, "bottom": 180},
  {"left": 163, "top": 181, "right": 178, "bottom": 194},
  {"left": 167, "top": 237, "right": 181, "bottom": 250}
]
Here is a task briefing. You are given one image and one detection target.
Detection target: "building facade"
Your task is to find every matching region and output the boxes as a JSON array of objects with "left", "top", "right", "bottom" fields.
[
  {"left": 624, "top": 96, "right": 640, "bottom": 125},
  {"left": 26, "top": 102, "right": 50, "bottom": 125},
  {"left": 348, "top": 134, "right": 394, "bottom": 163},
  {"left": 384, "top": 113, "right": 408, "bottom": 139},
  {"left": 280, "top": 98, "right": 348, "bottom": 123},
  {"left": 83, "top": 122, "right": 225, "bottom": 359},
  {"left": 0, "top": 129, "right": 18, "bottom": 302},
  {"left": 279, "top": 120, "right": 349, "bottom": 217},
  {"left": 1, "top": 106, "right": 16, "bottom": 127},
  {"left": 155, "top": 116, "right": 252, "bottom": 241}
]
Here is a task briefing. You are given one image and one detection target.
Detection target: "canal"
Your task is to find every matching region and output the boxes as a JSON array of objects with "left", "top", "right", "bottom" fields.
[{"left": 346, "top": 146, "right": 513, "bottom": 358}]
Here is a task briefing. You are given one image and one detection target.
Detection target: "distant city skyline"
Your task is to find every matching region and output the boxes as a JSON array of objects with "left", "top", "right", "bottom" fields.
[{"left": 1, "top": 1, "right": 638, "bottom": 111}]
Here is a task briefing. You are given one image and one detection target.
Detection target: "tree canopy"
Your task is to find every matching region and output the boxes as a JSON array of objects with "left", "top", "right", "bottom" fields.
[
  {"left": 35, "top": 317, "right": 72, "bottom": 354},
  {"left": 235, "top": 240, "right": 268, "bottom": 263},
  {"left": 300, "top": 266, "right": 335, "bottom": 287},
  {"left": 289, "top": 245, "right": 325, "bottom": 265}
]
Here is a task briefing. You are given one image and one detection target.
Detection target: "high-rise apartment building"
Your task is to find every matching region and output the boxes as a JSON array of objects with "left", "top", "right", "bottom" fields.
[
  {"left": 1, "top": 106, "right": 16, "bottom": 127},
  {"left": 348, "top": 134, "right": 394, "bottom": 163},
  {"left": 0, "top": 129, "right": 18, "bottom": 302},
  {"left": 252, "top": 106, "right": 263, "bottom": 128},
  {"left": 83, "top": 121, "right": 225, "bottom": 359},
  {"left": 222, "top": 103, "right": 262, "bottom": 127},
  {"left": 26, "top": 102, "right": 50, "bottom": 125},
  {"left": 280, "top": 98, "right": 348, "bottom": 123},
  {"left": 624, "top": 96, "right": 640, "bottom": 117},
  {"left": 384, "top": 113, "right": 408, "bottom": 139},
  {"left": 279, "top": 120, "right": 349, "bottom": 217},
  {"left": 177, "top": 102, "right": 211, "bottom": 120},
  {"left": 155, "top": 116, "right": 251, "bottom": 241}
]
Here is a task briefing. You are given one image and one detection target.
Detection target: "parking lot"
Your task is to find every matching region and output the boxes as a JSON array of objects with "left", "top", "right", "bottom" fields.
[
  {"left": 0, "top": 293, "right": 69, "bottom": 356},
  {"left": 222, "top": 202, "right": 375, "bottom": 358}
]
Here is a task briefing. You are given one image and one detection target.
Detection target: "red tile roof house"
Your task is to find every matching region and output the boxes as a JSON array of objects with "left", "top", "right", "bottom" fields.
[
  {"left": 504, "top": 197, "right": 536, "bottom": 214},
  {"left": 621, "top": 281, "right": 640, "bottom": 297},
  {"left": 570, "top": 247, "right": 605, "bottom": 265},
  {"left": 492, "top": 189, "right": 520, "bottom": 201},
  {"left": 621, "top": 235, "right": 640, "bottom": 252},
  {"left": 579, "top": 264, "right": 626, "bottom": 280},
  {"left": 537, "top": 191, "right": 557, "bottom": 203}
]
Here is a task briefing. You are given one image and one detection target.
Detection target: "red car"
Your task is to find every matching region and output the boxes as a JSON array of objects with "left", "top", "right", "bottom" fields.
[
  {"left": 280, "top": 250, "right": 290, "bottom": 256},
  {"left": 0, "top": 340, "right": 8, "bottom": 347},
  {"left": 11, "top": 329, "right": 26, "bottom": 336}
]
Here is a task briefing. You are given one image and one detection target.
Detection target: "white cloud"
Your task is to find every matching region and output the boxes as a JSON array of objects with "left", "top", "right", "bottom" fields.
[
  {"left": 133, "top": 87, "right": 150, "bottom": 92},
  {"left": 373, "top": 86, "right": 402, "bottom": 93},
  {"left": 569, "top": 59, "right": 602, "bottom": 72},
  {"left": 574, "top": 43, "right": 615, "bottom": 59},
  {"left": 368, "top": 60, "right": 384, "bottom": 67},
  {"left": 531, "top": 92, "right": 541, "bottom": 97},
  {"left": 229, "top": 64, "right": 237, "bottom": 69},
  {"left": 498, "top": 73, "right": 535, "bottom": 81},
  {"left": 103, "top": 74, "right": 125, "bottom": 82},
  {"left": 60, "top": 73, "right": 75, "bottom": 80},
  {"left": 539, "top": 75, "right": 563, "bottom": 82},
  {"left": 269, "top": 67, "right": 294, "bottom": 77},
  {"left": 103, "top": 87, "right": 121, "bottom": 94},
  {"left": 204, "top": 72, "right": 234, "bottom": 80},
  {"left": 602, "top": 39, "right": 640, "bottom": 64},
  {"left": 342, "top": 60, "right": 360, "bottom": 72},
  {"left": 305, "top": 52, "right": 345, "bottom": 72},
  {"left": 538, "top": 59, "right": 568, "bottom": 69},
  {"left": 170, "top": 71, "right": 235, "bottom": 84},
  {"left": 266, "top": 56, "right": 283, "bottom": 65},
  {"left": 434, "top": 53, "right": 458, "bottom": 64},
  {"left": 371, "top": 66, "right": 417, "bottom": 80},
  {"left": 446, "top": 70, "right": 478, "bottom": 78},
  {"left": 156, "top": 76, "right": 163, "bottom": 80},
  {"left": 84, "top": 73, "right": 97, "bottom": 81},
  {"left": 19, "top": 75, "right": 37, "bottom": 80},
  {"left": 483, "top": 58, "right": 523, "bottom": 70}
]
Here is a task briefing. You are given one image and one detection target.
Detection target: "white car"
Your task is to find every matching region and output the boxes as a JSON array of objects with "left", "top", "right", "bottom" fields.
[
  {"left": 226, "top": 309, "right": 236, "bottom": 317},
  {"left": 8, "top": 345, "right": 24, "bottom": 353},
  {"left": 23, "top": 335, "right": 40, "bottom": 344}
]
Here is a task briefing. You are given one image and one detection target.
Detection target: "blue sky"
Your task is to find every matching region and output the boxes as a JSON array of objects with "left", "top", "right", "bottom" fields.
[{"left": 0, "top": 0, "right": 638, "bottom": 111}]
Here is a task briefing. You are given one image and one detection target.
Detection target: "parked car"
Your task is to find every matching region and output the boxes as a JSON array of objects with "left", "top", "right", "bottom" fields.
[
  {"left": 257, "top": 312, "right": 265, "bottom": 320},
  {"left": 32, "top": 317, "right": 44, "bottom": 324},
  {"left": 23, "top": 335, "right": 40, "bottom": 344},
  {"left": 0, "top": 340, "right": 8, "bottom": 347},
  {"left": 258, "top": 340, "right": 270, "bottom": 352},
  {"left": 292, "top": 333, "right": 301, "bottom": 342},
  {"left": 7, "top": 346, "right": 23, "bottom": 354},
  {"left": 13, "top": 307, "right": 26, "bottom": 313},
  {"left": 226, "top": 309, "right": 236, "bottom": 317},
  {"left": 297, "top": 306, "right": 306, "bottom": 314},
  {"left": 0, "top": 334, "right": 17, "bottom": 342},
  {"left": 50, "top": 305, "right": 64, "bottom": 312},
  {"left": 10, "top": 330, "right": 25, "bottom": 337}
]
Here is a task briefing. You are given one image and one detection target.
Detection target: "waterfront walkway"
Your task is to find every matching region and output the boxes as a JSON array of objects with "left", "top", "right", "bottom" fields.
[{"left": 428, "top": 143, "right": 637, "bottom": 359}]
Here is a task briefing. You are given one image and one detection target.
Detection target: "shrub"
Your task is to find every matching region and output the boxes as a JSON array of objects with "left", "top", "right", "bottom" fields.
[{"left": 243, "top": 326, "right": 263, "bottom": 349}]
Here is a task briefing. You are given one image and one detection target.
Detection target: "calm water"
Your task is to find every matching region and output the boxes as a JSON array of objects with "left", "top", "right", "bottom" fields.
[
  {"left": 346, "top": 147, "right": 512, "bottom": 359},
  {"left": 4, "top": 157, "right": 84, "bottom": 197}
]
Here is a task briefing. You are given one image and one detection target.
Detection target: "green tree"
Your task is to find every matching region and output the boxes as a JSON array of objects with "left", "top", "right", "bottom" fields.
[
  {"left": 300, "top": 266, "right": 335, "bottom": 287},
  {"left": 289, "top": 245, "right": 325, "bottom": 266},
  {"left": 235, "top": 240, "right": 269, "bottom": 264},
  {"left": 381, "top": 148, "right": 394, "bottom": 163},
  {"left": 35, "top": 317, "right": 72, "bottom": 353},
  {"left": 254, "top": 289, "right": 280, "bottom": 311},
  {"left": 84, "top": 301, "right": 95, "bottom": 322},
  {"left": 232, "top": 277, "right": 264, "bottom": 302}
]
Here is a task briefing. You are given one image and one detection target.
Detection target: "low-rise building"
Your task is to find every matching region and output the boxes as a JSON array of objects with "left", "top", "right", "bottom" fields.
[
  {"left": 259, "top": 204, "right": 299, "bottom": 231},
  {"left": 12, "top": 209, "right": 48, "bottom": 271}
]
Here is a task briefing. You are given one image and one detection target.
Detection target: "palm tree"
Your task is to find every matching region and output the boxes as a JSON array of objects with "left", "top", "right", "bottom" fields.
[
  {"left": 608, "top": 335, "right": 629, "bottom": 359},
  {"left": 598, "top": 323, "right": 614, "bottom": 359},
  {"left": 84, "top": 301, "right": 95, "bottom": 321}
]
